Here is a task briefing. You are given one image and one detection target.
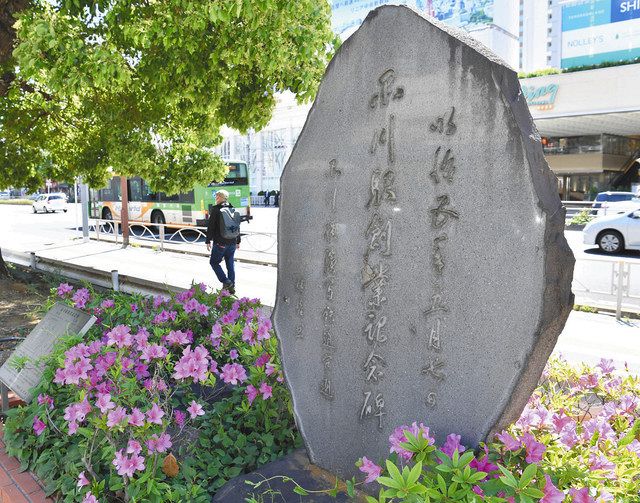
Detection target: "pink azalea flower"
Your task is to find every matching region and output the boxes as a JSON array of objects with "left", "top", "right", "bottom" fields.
[
  {"left": 619, "top": 395, "right": 639, "bottom": 415},
  {"left": 106, "top": 325, "right": 133, "bottom": 348},
  {"left": 626, "top": 439, "right": 640, "bottom": 457},
  {"left": 522, "top": 432, "right": 546, "bottom": 464},
  {"left": 107, "top": 407, "right": 128, "bottom": 429},
  {"left": 470, "top": 446, "right": 498, "bottom": 475},
  {"left": 33, "top": 416, "right": 46, "bottom": 436},
  {"left": 147, "top": 433, "right": 172, "bottom": 454},
  {"left": 441, "top": 433, "right": 465, "bottom": 458},
  {"left": 551, "top": 412, "right": 573, "bottom": 434},
  {"left": 146, "top": 403, "right": 165, "bottom": 425},
  {"left": 559, "top": 427, "right": 579, "bottom": 449},
  {"left": 140, "top": 344, "right": 168, "bottom": 362},
  {"left": 596, "top": 358, "right": 615, "bottom": 374},
  {"left": 130, "top": 303, "right": 138, "bottom": 312},
  {"left": 172, "top": 345, "right": 210, "bottom": 382},
  {"left": 128, "top": 408, "right": 145, "bottom": 427},
  {"left": 196, "top": 303, "right": 209, "bottom": 316},
  {"left": 540, "top": 474, "right": 564, "bottom": 503},
  {"left": 37, "top": 394, "right": 54, "bottom": 409},
  {"left": 166, "top": 330, "right": 190, "bottom": 346},
  {"left": 569, "top": 488, "right": 596, "bottom": 503},
  {"left": 259, "top": 381, "right": 272, "bottom": 400},
  {"left": 245, "top": 384, "right": 259, "bottom": 405},
  {"left": 241, "top": 324, "right": 255, "bottom": 344},
  {"left": 358, "top": 456, "right": 382, "bottom": 483},
  {"left": 472, "top": 486, "right": 484, "bottom": 497},
  {"left": 187, "top": 400, "right": 205, "bottom": 419},
  {"left": 57, "top": 282, "right": 73, "bottom": 297},
  {"left": 127, "top": 440, "right": 142, "bottom": 455},
  {"left": 77, "top": 471, "right": 90, "bottom": 488},
  {"left": 389, "top": 422, "right": 434, "bottom": 461},
  {"left": 72, "top": 288, "right": 90, "bottom": 309},
  {"left": 153, "top": 295, "right": 169, "bottom": 308},
  {"left": 589, "top": 453, "right": 616, "bottom": 479},
  {"left": 220, "top": 363, "right": 248, "bottom": 385},
  {"left": 496, "top": 430, "right": 521, "bottom": 451},
  {"left": 95, "top": 393, "right": 115, "bottom": 414},
  {"left": 174, "top": 410, "right": 186, "bottom": 428},
  {"left": 82, "top": 494, "right": 98, "bottom": 503},
  {"left": 210, "top": 323, "right": 223, "bottom": 342},
  {"left": 229, "top": 349, "right": 238, "bottom": 360},
  {"left": 100, "top": 299, "right": 115, "bottom": 309},
  {"left": 579, "top": 373, "right": 599, "bottom": 389},
  {"left": 265, "top": 363, "right": 277, "bottom": 376},
  {"left": 254, "top": 353, "right": 270, "bottom": 368}
]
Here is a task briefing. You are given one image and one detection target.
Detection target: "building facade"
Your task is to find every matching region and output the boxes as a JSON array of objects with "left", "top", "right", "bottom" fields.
[{"left": 218, "top": 0, "right": 640, "bottom": 199}]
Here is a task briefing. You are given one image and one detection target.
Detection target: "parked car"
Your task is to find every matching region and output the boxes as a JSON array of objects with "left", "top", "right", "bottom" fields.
[
  {"left": 583, "top": 209, "right": 640, "bottom": 254},
  {"left": 0, "top": 191, "right": 10, "bottom": 200},
  {"left": 32, "top": 193, "right": 68, "bottom": 213},
  {"left": 591, "top": 191, "right": 640, "bottom": 217}
]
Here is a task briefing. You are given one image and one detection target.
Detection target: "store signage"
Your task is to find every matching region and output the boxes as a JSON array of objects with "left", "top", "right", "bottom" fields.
[{"left": 521, "top": 84, "right": 559, "bottom": 111}]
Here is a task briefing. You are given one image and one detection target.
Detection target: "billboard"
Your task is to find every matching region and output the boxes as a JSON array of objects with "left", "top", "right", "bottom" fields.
[
  {"left": 561, "top": 0, "right": 640, "bottom": 68},
  {"left": 430, "top": 0, "right": 494, "bottom": 27},
  {"left": 331, "top": 1, "right": 426, "bottom": 39}
]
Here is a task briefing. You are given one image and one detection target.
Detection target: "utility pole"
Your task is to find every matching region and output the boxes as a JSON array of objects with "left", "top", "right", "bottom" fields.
[{"left": 120, "top": 176, "right": 130, "bottom": 248}]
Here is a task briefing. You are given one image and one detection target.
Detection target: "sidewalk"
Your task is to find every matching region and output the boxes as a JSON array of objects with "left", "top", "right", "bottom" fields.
[{"left": 4, "top": 239, "right": 640, "bottom": 373}]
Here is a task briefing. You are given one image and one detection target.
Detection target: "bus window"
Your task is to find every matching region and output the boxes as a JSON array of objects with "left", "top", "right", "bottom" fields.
[
  {"left": 129, "top": 178, "right": 142, "bottom": 202},
  {"left": 112, "top": 177, "right": 122, "bottom": 201},
  {"left": 179, "top": 190, "right": 195, "bottom": 204},
  {"left": 226, "top": 162, "right": 248, "bottom": 179},
  {"left": 141, "top": 181, "right": 158, "bottom": 202},
  {"left": 158, "top": 192, "right": 179, "bottom": 202}
]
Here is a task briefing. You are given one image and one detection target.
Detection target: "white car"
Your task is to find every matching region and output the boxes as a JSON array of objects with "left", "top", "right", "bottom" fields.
[
  {"left": 583, "top": 209, "right": 640, "bottom": 254},
  {"left": 0, "top": 191, "right": 10, "bottom": 200},
  {"left": 590, "top": 191, "right": 640, "bottom": 217},
  {"left": 32, "top": 193, "right": 68, "bottom": 213}
]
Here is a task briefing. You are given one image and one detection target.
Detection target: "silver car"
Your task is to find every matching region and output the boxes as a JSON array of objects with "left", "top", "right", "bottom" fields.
[{"left": 583, "top": 209, "right": 640, "bottom": 254}]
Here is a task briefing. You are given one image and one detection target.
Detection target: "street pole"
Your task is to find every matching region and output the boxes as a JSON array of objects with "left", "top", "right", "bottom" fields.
[
  {"left": 120, "top": 176, "right": 130, "bottom": 248},
  {"left": 74, "top": 177, "right": 79, "bottom": 237},
  {"left": 80, "top": 181, "right": 89, "bottom": 243}
]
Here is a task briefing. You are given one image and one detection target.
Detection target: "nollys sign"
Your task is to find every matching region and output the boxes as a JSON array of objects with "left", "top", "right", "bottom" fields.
[{"left": 521, "top": 83, "right": 559, "bottom": 111}]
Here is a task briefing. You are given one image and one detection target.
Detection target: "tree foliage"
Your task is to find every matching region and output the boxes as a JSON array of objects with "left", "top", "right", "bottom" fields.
[{"left": 1, "top": 0, "right": 337, "bottom": 193}]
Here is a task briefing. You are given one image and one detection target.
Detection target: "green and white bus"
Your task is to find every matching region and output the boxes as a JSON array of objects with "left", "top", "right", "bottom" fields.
[{"left": 89, "top": 160, "right": 251, "bottom": 227}]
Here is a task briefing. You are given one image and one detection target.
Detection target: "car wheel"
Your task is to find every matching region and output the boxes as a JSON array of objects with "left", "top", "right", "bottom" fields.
[
  {"left": 597, "top": 230, "right": 624, "bottom": 254},
  {"left": 44, "top": 207, "right": 49, "bottom": 213},
  {"left": 63, "top": 209, "right": 68, "bottom": 213},
  {"left": 32, "top": 206, "right": 37, "bottom": 213},
  {"left": 102, "top": 208, "right": 113, "bottom": 220}
]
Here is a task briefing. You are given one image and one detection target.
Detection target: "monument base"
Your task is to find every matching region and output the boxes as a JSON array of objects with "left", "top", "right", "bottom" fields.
[{"left": 212, "top": 449, "right": 367, "bottom": 502}]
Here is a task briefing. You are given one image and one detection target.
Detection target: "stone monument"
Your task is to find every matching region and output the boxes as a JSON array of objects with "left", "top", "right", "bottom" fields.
[
  {"left": 0, "top": 302, "right": 95, "bottom": 402},
  {"left": 272, "top": 6, "right": 574, "bottom": 479}
]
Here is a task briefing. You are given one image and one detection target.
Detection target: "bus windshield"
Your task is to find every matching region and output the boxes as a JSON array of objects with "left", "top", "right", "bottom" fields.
[{"left": 209, "top": 162, "right": 248, "bottom": 186}]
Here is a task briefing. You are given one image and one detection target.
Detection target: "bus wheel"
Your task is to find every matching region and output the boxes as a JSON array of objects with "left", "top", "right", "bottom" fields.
[
  {"left": 151, "top": 210, "right": 166, "bottom": 234},
  {"left": 102, "top": 208, "right": 113, "bottom": 233}
]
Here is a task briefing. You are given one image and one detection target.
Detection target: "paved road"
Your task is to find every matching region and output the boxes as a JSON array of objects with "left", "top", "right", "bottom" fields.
[
  {"left": 1, "top": 202, "right": 639, "bottom": 374},
  {"left": 2, "top": 204, "right": 639, "bottom": 308}
]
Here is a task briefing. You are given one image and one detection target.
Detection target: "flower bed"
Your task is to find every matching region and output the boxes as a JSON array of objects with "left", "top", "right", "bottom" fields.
[
  {"left": 3, "top": 283, "right": 640, "bottom": 502},
  {"left": 4, "top": 283, "right": 298, "bottom": 502}
]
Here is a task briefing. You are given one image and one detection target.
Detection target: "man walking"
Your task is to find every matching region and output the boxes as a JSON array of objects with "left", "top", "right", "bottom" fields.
[{"left": 206, "top": 189, "right": 240, "bottom": 293}]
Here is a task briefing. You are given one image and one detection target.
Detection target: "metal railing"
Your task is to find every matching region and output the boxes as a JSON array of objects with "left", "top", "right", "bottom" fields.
[
  {"left": 91, "top": 219, "right": 277, "bottom": 256},
  {"left": 573, "top": 257, "right": 640, "bottom": 318}
]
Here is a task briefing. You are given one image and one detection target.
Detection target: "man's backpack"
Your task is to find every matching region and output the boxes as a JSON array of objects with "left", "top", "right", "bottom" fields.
[{"left": 219, "top": 206, "right": 241, "bottom": 240}]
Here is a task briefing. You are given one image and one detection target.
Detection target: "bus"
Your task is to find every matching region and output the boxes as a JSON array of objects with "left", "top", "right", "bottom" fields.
[{"left": 89, "top": 160, "right": 251, "bottom": 227}]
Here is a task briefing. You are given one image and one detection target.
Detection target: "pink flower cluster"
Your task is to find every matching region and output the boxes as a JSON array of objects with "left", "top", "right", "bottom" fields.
[
  {"left": 72, "top": 288, "right": 90, "bottom": 309},
  {"left": 389, "top": 422, "right": 435, "bottom": 460},
  {"left": 496, "top": 430, "right": 546, "bottom": 463},
  {"left": 57, "top": 282, "right": 73, "bottom": 297},
  {"left": 173, "top": 345, "right": 211, "bottom": 382},
  {"left": 244, "top": 382, "right": 272, "bottom": 404}
]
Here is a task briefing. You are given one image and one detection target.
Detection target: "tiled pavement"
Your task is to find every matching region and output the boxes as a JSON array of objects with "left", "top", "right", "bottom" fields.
[{"left": 0, "top": 424, "right": 54, "bottom": 503}]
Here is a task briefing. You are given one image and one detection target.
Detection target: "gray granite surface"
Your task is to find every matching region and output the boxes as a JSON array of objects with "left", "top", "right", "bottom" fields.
[
  {"left": 0, "top": 302, "right": 95, "bottom": 401},
  {"left": 273, "top": 5, "right": 574, "bottom": 479}
]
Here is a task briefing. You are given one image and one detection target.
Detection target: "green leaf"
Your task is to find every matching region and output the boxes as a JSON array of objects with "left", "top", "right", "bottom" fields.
[
  {"left": 293, "top": 486, "right": 308, "bottom": 496},
  {"left": 377, "top": 476, "right": 404, "bottom": 490},
  {"left": 346, "top": 479, "right": 355, "bottom": 497},
  {"left": 406, "top": 461, "right": 422, "bottom": 486},
  {"left": 522, "top": 487, "right": 545, "bottom": 498},
  {"left": 518, "top": 464, "right": 537, "bottom": 489}
]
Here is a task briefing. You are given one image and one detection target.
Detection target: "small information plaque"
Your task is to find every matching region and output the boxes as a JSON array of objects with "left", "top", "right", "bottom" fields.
[{"left": 0, "top": 303, "right": 96, "bottom": 402}]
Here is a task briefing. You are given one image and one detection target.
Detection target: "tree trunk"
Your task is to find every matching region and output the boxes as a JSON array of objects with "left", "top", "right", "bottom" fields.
[
  {"left": 120, "top": 176, "right": 130, "bottom": 248},
  {"left": 0, "top": 247, "right": 10, "bottom": 278}
]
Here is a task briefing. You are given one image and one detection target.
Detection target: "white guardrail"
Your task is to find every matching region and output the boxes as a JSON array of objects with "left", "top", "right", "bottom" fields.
[
  {"left": 573, "top": 258, "right": 640, "bottom": 318},
  {"left": 87, "top": 218, "right": 640, "bottom": 317},
  {"left": 90, "top": 219, "right": 278, "bottom": 256}
]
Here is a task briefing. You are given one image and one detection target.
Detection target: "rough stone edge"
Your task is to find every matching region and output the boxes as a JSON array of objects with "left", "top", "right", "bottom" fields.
[
  {"left": 273, "top": 4, "right": 575, "bottom": 463},
  {"left": 485, "top": 66, "right": 575, "bottom": 439}
]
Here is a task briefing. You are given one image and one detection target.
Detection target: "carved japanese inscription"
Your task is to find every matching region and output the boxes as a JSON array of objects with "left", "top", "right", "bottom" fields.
[{"left": 274, "top": 6, "right": 574, "bottom": 479}]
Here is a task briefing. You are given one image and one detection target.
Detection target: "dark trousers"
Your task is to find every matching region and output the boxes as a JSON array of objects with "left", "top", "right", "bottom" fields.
[{"left": 209, "top": 243, "right": 236, "bottom": 284}]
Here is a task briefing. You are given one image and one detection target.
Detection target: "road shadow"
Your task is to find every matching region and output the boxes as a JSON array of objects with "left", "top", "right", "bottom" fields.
[{"left": 584, "top": 247, "right": 640, "bottom": 259}]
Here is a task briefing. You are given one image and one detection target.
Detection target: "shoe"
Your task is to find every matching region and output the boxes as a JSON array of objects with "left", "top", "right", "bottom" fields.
[
  {"left": 228, "top": 283, "right": 236, "bottom": 294},
  {"left": 222, "top": 281, "right": 233, "bottom": 292}
]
